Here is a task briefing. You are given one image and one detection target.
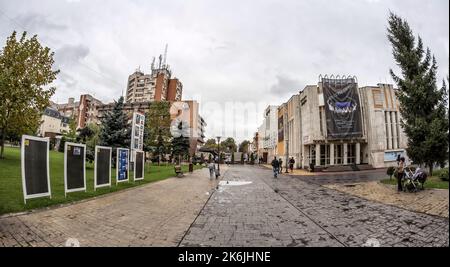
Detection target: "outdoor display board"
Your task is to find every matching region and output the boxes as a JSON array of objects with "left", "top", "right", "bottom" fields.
[
  {"left": 64, "top": 142, "right": 86, "bottom": 196},
  {"left": 323, "top": 78, "right": 363, "bottom": 139},
  {"left": 130, "top": 112, "right": 145, "bottom": 158},
  {"left": 384, "top": 150, "right": 405, "bottom": 162},
  {"left": 21, "top": 135, "right": 51, "bottom": 204},
  {"left": 116, "top": 148, "right": 130, "bottom": 184},
  {"left": 94, "top": 146, "right": 112, "bottom": 190},
  {"left": 134, "top": 150, "right": 145, "bottom": 181}
]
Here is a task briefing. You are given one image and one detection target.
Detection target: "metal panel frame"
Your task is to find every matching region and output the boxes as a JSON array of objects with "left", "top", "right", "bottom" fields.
[
  {"left": 133, "top": 150, "right": 145, "bottom": 181},
  {"left": 94, "top": 145, "right": 112, "bottom": 190},
  {"left": 64, "top": 142, "right": 87, "bottom": 197},
  {"left": 21, "top": 135, "right": 51, "bottom": 204},
  {"left": 116, "top": 148, "right": 130, "bottom": 185}
]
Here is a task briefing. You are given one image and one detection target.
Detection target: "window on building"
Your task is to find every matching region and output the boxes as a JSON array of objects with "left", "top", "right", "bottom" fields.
[
  {"left": 320, "top": 144, "right": 331, "bottom": 166},
  {"left": 390, "top": 112, "right": 396, "bottom": 149},
  {"left": 348, "top": 144, "right": 356, "bottom": 164},
  {"left": 395, "top": 112, "right": 401, "bottom": 147},
  {"left": 319, "top": 107, "right": 324, "bottom": 136},
  {"left": 385, "top": 111, "right": 390, "bottom": 149},
  {"left": 372, "top": 90, "right": 384, "bottom": 108},
  {"left": 335, "top": 144, "right": 343, "bottom": 165}
]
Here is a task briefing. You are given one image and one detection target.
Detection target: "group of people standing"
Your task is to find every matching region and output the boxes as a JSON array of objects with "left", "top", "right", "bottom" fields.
[{"left": 271, "top": 157, "right": 296, "bottom": 178}]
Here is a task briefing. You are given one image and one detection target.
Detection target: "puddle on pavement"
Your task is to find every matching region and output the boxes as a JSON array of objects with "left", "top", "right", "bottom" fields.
[{"left": 218, "top": 181, "right": 253, "bottom": 186}]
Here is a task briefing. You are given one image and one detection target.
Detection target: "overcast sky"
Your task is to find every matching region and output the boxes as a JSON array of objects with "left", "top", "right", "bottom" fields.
[{"left": 0, "top": 0, "right": 448, "bottom": 142}]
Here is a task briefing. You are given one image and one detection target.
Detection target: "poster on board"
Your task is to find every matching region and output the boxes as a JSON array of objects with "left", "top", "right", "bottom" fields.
[
  {"left": 21, "top": 135, "right": 51, "bottom": 204},
  {"left": 94, "top": 146, "right": 112, "bottom": 190},
  {"left": 130, "top": 112, "right": 145, "bottom": 162},
  {"left": 116, "top": 148, "right": 130, "bottom": 184},
  {"left": 64, "top": 142, "right": 86, "bottom": 196},
  {"left": 134, "top": 150, "right": 145, "bottom": 181}
]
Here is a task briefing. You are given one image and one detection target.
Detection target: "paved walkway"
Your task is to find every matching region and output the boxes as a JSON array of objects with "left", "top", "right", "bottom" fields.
[
  {"left": 326, "top": 182, "right": 449, "bottom": 218},
  {"left": 181, "top": 165, "right": 449, "bottom": 247},
  {"left": 0, "top": 168, "right": 222, "bottom": 247},
  {"left": 1, "top": 165, "right": 448, "bottom": 247}
]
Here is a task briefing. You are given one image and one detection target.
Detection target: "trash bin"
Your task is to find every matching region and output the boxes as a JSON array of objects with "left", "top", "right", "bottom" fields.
[{"left": 189, "top": 163, "right": 194, "bottom": 173}]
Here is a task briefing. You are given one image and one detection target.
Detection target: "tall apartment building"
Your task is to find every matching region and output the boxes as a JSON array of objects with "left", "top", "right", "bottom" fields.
[
  {"left": 169, "top": 100, "right": 207, "bottom": 156},
  {"left": 126, "top": 60, "right": 183, "bottom": 103},
  {"left": 57, "top": 94, "right": 104, "bottom": 129}
]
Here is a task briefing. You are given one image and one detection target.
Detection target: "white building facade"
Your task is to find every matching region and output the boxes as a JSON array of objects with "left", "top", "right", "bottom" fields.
[
  {"left": 270, "top": 78, "right": 408, "bottom": 171},
  {"left": 257, "top": 105, "right": 278, "bottom": 163}
]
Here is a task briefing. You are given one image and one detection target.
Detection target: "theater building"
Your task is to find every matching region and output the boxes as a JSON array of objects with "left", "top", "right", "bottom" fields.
[{"left": 281, "top": 77, "right": 407, "bottom": 171}]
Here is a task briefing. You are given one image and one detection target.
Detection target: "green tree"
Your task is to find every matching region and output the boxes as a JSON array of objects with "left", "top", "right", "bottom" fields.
[
  {"left": 171, "top": 121, "right": 190, "bottom": 164},
  {"left": 220, "top": 137, "right": 237, "bottom": 153},
  {"left": 143, "top": 101, "right": 171, "bottom": 165},
  {"left": 203, "top": 138, "right": 217, "bottom": 150},
  {"left": 387, "top": 12, "right": 449, "bottom": 175},
  {"left": 78, "top": 123, "right": 100, "bottom": 162},
  {"left": 0, "top": 31, "right": 59, "bottom": 158},
  {"left": 238, "top": 140, "right": 251, "bottom": 153},
  {"left": 99, "top": 96, "right": 131, "bottom": 150}
]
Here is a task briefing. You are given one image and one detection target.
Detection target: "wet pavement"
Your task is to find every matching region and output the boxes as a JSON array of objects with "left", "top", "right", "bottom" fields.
[{"left": 180, "top": 165, "right": 449, "bottom": 247}]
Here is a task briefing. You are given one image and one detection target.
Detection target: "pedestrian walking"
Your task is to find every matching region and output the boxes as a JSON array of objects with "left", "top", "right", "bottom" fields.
[
  {"left": 278, "top": 158, "right": 283, "bottom": 174},
  {"left": 289, "top": 157, "right": 295, "bottom": 173},
  {"left": 207, "top": 160, "right": 216, "bottom": 180},
  {"left": 397, "top": 157, "right": 405, "bottom": 192},
  {"left": 271, "top": 157, "right": 280, "bottom": 178}
]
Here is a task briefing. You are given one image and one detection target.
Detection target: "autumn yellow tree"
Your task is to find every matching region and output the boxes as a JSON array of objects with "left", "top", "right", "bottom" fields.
[{"left": 0, "top": 31, "right": 59, "bottom": 158}]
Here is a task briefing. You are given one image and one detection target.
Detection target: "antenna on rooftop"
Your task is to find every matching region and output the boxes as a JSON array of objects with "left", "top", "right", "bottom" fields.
[
  {"left": 151, "top": 57, "right": 155, "bottom": 70},
  {"left": 163, "top": 44, "right": 168, "bottom": 67}
]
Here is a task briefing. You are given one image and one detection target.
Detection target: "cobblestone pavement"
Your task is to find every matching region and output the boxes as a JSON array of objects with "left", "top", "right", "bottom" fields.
[
  {"left": 0, "top": 168, "right": 220, "bottom": 247},
  {"left": 326, "top": 182, "right": 449, "bottom": 218},
  {"left": 180, "top": 165, "right": 449, "bottom": 247},
  {"left": 291, "top": 168, "right": 387, "bottom": 185}
]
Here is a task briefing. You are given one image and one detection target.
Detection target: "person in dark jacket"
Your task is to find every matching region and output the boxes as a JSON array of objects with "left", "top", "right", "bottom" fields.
[
  {"left": 271, "top": 157, "right": 280, "bottom": 178},
  {"left": 397, "top": 157, "right": 405, "bottom": 192},
  {"left": 289, "top": 157, "right": 295, "bottom": 173},
  {"left": 278, "top": 158, "right": 283, "bottom": 174}
]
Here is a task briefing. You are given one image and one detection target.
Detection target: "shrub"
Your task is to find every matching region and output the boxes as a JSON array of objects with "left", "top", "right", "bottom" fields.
[
  {"left": 438, "top": 168, "right": 449, "bottom": 181},
  {"left": 387, "top": 166, "right": 395, "bottom": 179}
]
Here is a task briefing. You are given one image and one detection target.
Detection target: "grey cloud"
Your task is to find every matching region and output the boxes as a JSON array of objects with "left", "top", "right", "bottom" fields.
[
  {"left": 58, "top": 72, "right": 78, "bottom": 89},
  {"left": 14, "top": 13, "right": 67, "bottom": 31},
  {"left": 0, "top": 0, "right": 447, "bottom": 140},
  {"left": 55, "top": 44, "right": 90, "bottom": 67},
  {"left": 270, "top": 75, "right": 303, "bottom": 96}
]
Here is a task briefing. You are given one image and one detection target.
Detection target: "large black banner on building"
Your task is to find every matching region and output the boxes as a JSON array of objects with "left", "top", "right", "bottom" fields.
[{"left": 323, "top": 78, "right": 363, "bottom": 139}]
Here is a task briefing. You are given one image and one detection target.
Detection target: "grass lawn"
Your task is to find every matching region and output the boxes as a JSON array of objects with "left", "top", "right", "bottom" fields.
[
  {"left": 0, "top": 146, "right": 203, "bottom": 215},
  {"left": 380, "top": 175, "right": 449, "bottom": 189}
]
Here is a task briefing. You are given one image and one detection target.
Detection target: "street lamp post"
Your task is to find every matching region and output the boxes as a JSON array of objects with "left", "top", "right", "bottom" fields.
[{"left": 216, "top": 136, "right": 221, "bottom": 176}]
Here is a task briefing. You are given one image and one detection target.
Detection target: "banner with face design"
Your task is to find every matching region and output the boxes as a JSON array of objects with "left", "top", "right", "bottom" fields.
[{"left": 322, "top": 78, "right": 363, "bottom": 139}]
